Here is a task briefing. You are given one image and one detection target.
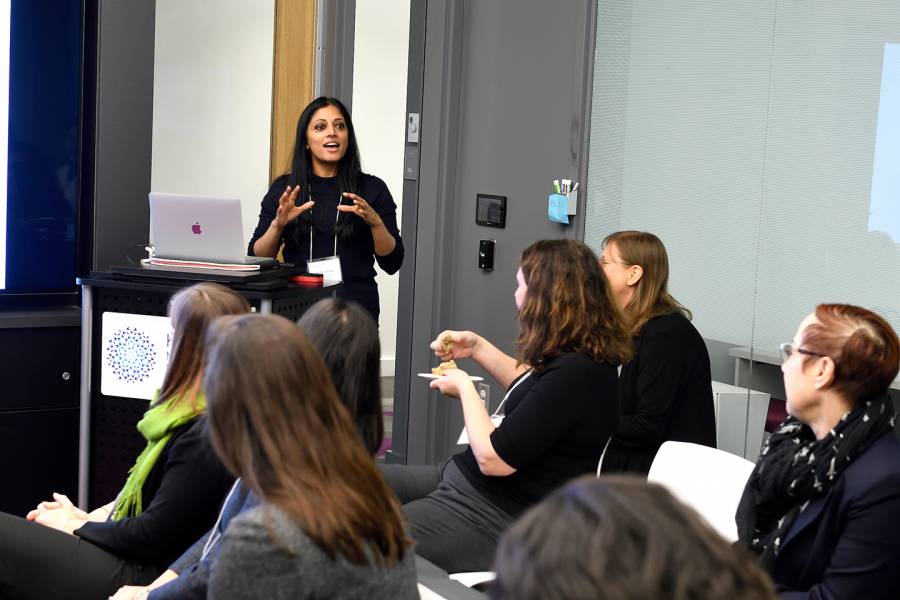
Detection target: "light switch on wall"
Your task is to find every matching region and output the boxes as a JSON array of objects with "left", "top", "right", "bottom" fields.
[{"left": 407, "top": 112, "right": 420, "bottom": 143}]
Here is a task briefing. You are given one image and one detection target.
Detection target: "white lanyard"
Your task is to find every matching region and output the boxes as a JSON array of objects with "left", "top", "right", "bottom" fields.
[
  {"left": 307, "top": 193, "right": 342, "bottom": 261},
  {"left": 201, "top": 479, "right": 240, "bottom": 560},
  {"left": 458, "top": 370, "right": 532, "bottom": 446},
  {"left": 492, "top": 369, "right": 532, "bottom": 417}
]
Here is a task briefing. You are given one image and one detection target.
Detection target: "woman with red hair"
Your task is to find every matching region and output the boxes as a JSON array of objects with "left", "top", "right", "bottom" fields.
[{"left": 736, "top": 304, "right": 900, "bottom": 597}]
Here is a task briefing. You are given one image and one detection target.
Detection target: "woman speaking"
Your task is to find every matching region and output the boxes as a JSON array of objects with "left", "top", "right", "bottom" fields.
[{"left": 248, "top": 96, "right": 403, "bottom": 323}]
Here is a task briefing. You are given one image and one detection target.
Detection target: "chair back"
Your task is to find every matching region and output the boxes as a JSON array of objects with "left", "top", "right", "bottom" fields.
[{"left": 647, "top": 441, "right": 755, "bottom": 542}]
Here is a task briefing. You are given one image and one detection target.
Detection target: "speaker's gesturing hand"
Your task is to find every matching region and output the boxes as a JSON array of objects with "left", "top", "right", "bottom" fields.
[
  {"left": 274, "top": 185, "right": 314, "bottom": 228},
  {"left": 338, "top": 193, "right": 383, "bottom": 228}
]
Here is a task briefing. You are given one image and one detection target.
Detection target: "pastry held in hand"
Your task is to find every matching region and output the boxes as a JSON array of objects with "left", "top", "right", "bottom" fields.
[
  {"left": 440, "top": 334, "right": 454, "bottom": 354},
  {"left": 431, "top": 360, "right": 458, "bottom": 376}
]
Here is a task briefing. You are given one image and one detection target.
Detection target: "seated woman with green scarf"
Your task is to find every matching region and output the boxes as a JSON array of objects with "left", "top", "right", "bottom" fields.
[{"left": 0, "top": 282, "right": 245, "bottom": 600}]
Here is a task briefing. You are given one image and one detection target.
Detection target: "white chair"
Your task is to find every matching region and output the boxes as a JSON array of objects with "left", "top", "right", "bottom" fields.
[
  {"left": 712, "top": 380, "right": 770, "bottom": 460},
  {"left": 416, "top": 555, "right": 491, "bottom": 598},
  {"left": 647, "top": 441, "right": 755, "bottom": 542},
  {"left": 449, "top": 572, "right": 495, "bottom": 588},
  {"left": 418, "top": 583, "right": 445, "bottom": 600}
]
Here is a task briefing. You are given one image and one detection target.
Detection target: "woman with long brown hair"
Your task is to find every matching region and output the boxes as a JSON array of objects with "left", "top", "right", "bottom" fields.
[
  {"left": 736, "top": 304, "right": 900, "bottom": 597},
  {"left": 0, "top": 282, "right": 245, "bottom": 600},
  {"left": 598, "top": 231, "right": 716, "bottom": 475},
  {"left": 200, "top": 314, "right": 416, "bottom": 599},
  {"left": 112, "top": 299, "right": 407, "bottom": 600},
  {"left": 382, "top": 239, "right": 632, "bottom": 573}
]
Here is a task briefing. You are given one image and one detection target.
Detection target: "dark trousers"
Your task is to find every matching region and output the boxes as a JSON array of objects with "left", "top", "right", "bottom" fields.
[
  {"left": 0, "top": 512, "right": 154, "bottom": 600},
  {"left": 380, "top": 462, "right": 513, "bottom": 574}
]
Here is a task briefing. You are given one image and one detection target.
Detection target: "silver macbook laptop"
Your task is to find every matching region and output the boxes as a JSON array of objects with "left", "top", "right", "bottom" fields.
[{"left": 149, "top": 192, "right": 274, "bottom": 266}]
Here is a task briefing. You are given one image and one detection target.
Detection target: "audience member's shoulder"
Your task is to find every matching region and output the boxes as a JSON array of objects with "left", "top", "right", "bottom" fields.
[
  {"left": 217, "top": 505, "right": 293, "bottom": 568},
  {"left": 234, "top": 503, "right": 288, "bottom": 531},
  {"left": 225, "top": 504, "right": 265, "bottom": 536},
  {"left": 551, "top": 352, "right": 617, "bottom": 373},
  {"left": 644, "top": 311, "right": 703, "bottom": 344},
  {"left": 228, "top": 504, "right": 416, "bottom": 586},
  {"left": 645, "top": 310, "right": 689, "bottom": 332},
  {"left": 167, "top": 416, "right": 231, "bottom": 475},
  {"left": 231, "top": 504, "right": 318, "bottom": 552},
  {"left": 830, "top": 432, "right": 900, "bottom": 509},
  {"left": 168, "top": 413, "right": 207, "bottom": 445},
  {"left": 846, "top": 431, "right": 900, "bottom": 483}
]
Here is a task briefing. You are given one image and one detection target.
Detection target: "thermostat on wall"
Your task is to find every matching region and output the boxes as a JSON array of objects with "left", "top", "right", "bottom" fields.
[{"left": 475, "top": 194, "right": 507, "bottom": 228}]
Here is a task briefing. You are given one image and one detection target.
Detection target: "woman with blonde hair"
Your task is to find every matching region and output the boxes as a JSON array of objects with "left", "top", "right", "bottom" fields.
[
  {"left": 0, "top": 282, "right": 245, "bottom": 600},
  {"left": 737, "top": 304, "right": 900, "bottom": 597},
  {"left": 599, "top": 231, "right": 716, "bottom": 475},
  {"left": 382, "top": 239, "right": 632, "bottom": 573}
]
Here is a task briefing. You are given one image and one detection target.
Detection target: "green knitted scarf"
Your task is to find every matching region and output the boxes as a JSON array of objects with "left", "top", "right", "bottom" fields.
[{"left": 112, "top": 390, "right": 206, "bottom": 520}]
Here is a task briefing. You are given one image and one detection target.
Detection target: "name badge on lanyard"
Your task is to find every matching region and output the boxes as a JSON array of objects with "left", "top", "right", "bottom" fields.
[
  {"left": 306, "top": 195, "right": 343, "bottom": 285},
  {"left": 457, "top": 415, "right": 505, "bottom": 446},
  {"left": 456, "top": 370, "right": 531, "bottom": 446},
  {"left": 307, "top": 255, "right": 342, "bottom": 285}
]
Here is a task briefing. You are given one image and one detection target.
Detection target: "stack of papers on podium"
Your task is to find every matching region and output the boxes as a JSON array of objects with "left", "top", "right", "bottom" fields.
[{"left": 142, "top": 258, "right": 262, "bottom": 271}]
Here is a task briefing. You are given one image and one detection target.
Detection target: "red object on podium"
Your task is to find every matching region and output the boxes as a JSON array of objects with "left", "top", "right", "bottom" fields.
[{"left": 290, "top": 274, "right": 324, "bottom": 288}]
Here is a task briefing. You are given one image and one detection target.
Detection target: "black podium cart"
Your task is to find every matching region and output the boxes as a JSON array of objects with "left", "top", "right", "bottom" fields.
[{"left": 76, "top": 269, "right": 336, "bottom": 508}]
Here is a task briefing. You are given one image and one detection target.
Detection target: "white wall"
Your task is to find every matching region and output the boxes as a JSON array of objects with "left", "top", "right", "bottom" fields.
[
  {"left": 151, "top": 0, "right": 410, "bottom": 372},
  {"left": 352, "top": 0, "right": 411, "bottom": 376},
  {"left": 584, "top": 0, "right": 900, "bottom": 353},
  {"left": 151, "top": 0, "right": 275, "bottom": 241}
]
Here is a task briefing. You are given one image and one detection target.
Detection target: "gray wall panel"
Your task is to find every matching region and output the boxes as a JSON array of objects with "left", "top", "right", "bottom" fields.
[
  {"left": 438, "top": 0, "right": 593, "bottom": 459},
  {"left": 389, "top": 0, "right": 428, "bottom": 464},
  {"left": 395, "top": 0, "right": 595, "bottom": 463},
  {"left": 317, "top": 0, "right": 356, "bottom": 106},
  {"left": 91, "top": 0, "right": 156, "bottom": 271},
  {"left": 399, "top": 0, "right": 467, "bottom": 464}
]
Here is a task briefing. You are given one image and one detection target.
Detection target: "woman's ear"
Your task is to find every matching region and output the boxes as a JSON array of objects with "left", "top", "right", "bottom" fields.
[
  {"left": 813, "top": 356, "right": 837, "bottom": 390},
  {"left": 626, "top": 265, "right": 644, "bottom": 287}
]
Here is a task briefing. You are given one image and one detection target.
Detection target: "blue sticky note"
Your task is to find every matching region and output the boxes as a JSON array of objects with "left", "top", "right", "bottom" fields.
[{"left": 548, "top": 193, "right": 569, "bottom": 224}]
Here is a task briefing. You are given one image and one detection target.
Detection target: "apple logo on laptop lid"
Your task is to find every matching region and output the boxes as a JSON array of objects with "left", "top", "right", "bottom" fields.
[{"left": 192, "top": 222, "right": 202, "bottom": 235}]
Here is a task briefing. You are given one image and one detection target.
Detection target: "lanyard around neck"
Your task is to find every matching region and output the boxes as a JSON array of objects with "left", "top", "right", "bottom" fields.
[
  {"left": 492, "top": 370, "right": 532, "bottom": 417},
  {"left": 201, "top": 479, "right": 240, "bottom": 560},
  {"left": 308, "top": 192, "right": 342, "bottom": 260}
]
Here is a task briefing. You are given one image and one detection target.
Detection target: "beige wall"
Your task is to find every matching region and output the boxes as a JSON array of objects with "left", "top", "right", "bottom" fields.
[
  {"left": 151, "top": 0, "right": 275, "bottom": 241},
  {"left": 152, "top": 0, "right": 412, "bottom": 370},
  {"left": 352, "top": 0, "right": 411, "bottom": 375}
]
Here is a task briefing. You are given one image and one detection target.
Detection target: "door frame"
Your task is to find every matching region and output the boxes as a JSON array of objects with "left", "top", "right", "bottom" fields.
[{"left": 391, "top": 0, "right": 598, "bottom": 464}]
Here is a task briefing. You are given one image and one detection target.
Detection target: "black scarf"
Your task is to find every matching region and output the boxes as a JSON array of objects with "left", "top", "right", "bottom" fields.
[{"left": 735, "top": 393, "right": 896, "bottom": 570}]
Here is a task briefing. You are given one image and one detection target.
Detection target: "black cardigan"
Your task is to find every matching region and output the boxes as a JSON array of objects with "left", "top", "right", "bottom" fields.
[
  {"left": 601, "top": 311, "right": 716, "bottom": 475},
  {"left": 76, "top": 416, "right": 234, "bottom": 572},
  {"left": 248, "top": 173, "right": 403, "bottom": 321}
]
